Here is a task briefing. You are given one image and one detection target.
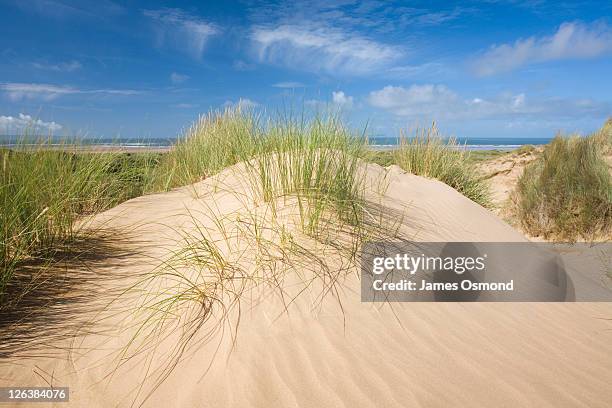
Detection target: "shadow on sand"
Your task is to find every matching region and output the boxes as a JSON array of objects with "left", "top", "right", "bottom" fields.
[{"left": 0, "top": 230, "right": 148, "bottom": 359}]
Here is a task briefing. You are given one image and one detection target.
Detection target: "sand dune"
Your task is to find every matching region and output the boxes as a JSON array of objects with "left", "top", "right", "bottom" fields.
[
  {"left": 1, "top": 161, "right": 611, "bottom": 407},
  {"left": 476, "top": 148, "right": 541, "bottom": 216}
]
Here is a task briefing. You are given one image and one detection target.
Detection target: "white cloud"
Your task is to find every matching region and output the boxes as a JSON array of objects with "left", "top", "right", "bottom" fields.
[
  {"left": 368, "top": 84, "right": 611, "bottom": 120},
  {"left": 473, "top": 21, "right": 612, "bottom": 76},
  {"left": 32, "top": 60, "right": 82, "bottom": 72},
  {"left": 223, "top": 98, "right": 259, "bottom": 110},
  {"left": 0, "top": 113, "right": 62, "bottom": 133},
  {"left": 143, "top": 8, "right": 219, "bottom": 59},
  {"left": 250, "top": 24, "right": 402, "bottom": 75},
  {"left": 170, "top": 72, "right": 189, "bottom": 84},
  {"left": 272, "top": 81, "right": 305, "bottom": 88},
  {"left": 0, "top": 82, "right": 141, "bottom": 101},
  {"left": 304, "top": 91, "right": 354, "bottom": 110},
  {"left": 368, "top": 85, "right": 458, "bottom": 117},
  {"left": 332, "top": 91, "right": 353, "bottom": 108}
]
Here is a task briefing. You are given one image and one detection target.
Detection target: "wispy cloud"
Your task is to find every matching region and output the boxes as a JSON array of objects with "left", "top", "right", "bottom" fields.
[
  {"left": 248, "top": 1, "right": 469, "bottom": 33},
  {"left": 251, "top": 24, "right": 402, "bottom": 75},
  {"left": 170, "top": 72, "right": 189, "bottom": 84},
  {"left": 0, "top": 83, "right": 141, "bottom": 101},
  {"left": 223, "top": 98, "right": 259, "bottom": 110},
  {"left": 31, "top": 60, "right": 82, "bottom": 72},
  {"left": 233, "top": 60, "right": 256, "bottom": 71},
  {"left": 173, "top": 103, "right": 198, "bottom": 109},
  {"left": 473, "top": 21, "right": 612, "bottom": 76},
  {"left": 368, "top": 84, "right": 611, "bottom": 120},
  {"left": 0, "top": 113, "right": 62, "bottom": 132},
  {"left": 245, "top": 2, "right": 464, "bottom": 77},
  {"left": 272, "top": 81, "right": 305, "bottom": 88},
  {"left": 384, "top": 62, "right": 449, "bottom": 79},
  {"left": 143, "top": 8, "right": 219, "bottom": 59},
  {"left": 9, "top": 0, "right": 124, "bottom": 19},
  {"left": 410, "top": 8, "right": 466, "bottom": 26}
]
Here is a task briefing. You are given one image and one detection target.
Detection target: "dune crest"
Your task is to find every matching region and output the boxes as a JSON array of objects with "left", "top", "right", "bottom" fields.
[{"left": 1, "top": 162, "right": 611, "bottom": 408}]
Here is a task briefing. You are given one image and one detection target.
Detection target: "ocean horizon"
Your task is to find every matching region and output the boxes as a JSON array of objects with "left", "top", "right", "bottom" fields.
[
  {"left": 0, "top": 135, "right": 556, "bottom": 151},
  {"left": 366, "top": 136, "right": 555, "bottom": 150}
]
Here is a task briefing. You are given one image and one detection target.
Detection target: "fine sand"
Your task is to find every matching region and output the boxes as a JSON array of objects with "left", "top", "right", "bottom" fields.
[
  {"left": 476, "top": 148, "right": 541, "bottom": 217},
  {"left": 1, "top": 161, "right": 611, "bottom": 407}
]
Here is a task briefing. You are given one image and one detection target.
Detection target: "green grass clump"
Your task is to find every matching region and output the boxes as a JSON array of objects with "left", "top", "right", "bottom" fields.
[
  {"left": 106, "top": 152, "right": 162, "bottom": 200},
  {"left": 514, "top": 144, "right": 537, "bottom": 156},
  {"left": 516, "top": 131, "right": 612, "bottom": 240},
  {"left": 392, "top": 125, "right": 490, "bottom": 206},
  {"left": 592, "top": 118, "right": 612, "bottom": 154},
  {"left": 369, "top": 150, "right": 395, "bottom": 166},
  {"left": 247, "top": 116, "right": 367, "bottom": 235},
  {"left": 467, "top": 149, "right": 507, "bottom": 163},
  {"left": 0, "top": 140, "right": 155, "bottom": 303},
  {"left": 148, "top": 108, "right": 259, "bottom": 191}
]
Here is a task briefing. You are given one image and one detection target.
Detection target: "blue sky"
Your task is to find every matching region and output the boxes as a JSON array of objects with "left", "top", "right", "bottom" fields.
[{"left": 1, "top": 0, "right": 611, "bottom": 139}]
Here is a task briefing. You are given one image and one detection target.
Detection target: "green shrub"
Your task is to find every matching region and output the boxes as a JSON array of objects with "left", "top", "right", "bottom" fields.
[
  {"left": 516, "top": 133, "right": 612, "bottom": 240},
  {"left": 515, "top": 144, "right": 537, "bottom": 155}
]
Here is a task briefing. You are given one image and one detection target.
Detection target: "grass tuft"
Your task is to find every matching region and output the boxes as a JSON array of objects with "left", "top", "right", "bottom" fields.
[
  {"left": 516, "top": 130, "right": 612, "bottom": 241},
  {"left": 147, "top": 107, "right": 259, "bottom": 192},
  {"left": 246, "top": 115, "right": 367, "bottom": 235},
  {"left": 1, "top": 136, "right": 155, "bottom": 305},
  {"left": 392, "top": 124, "right": 490, "bottom": 206}
]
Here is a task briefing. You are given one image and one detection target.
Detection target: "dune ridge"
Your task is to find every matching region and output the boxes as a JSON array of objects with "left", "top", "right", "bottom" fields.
[{"left": 1, "top": 161, "right": 611, "bottom": 407}]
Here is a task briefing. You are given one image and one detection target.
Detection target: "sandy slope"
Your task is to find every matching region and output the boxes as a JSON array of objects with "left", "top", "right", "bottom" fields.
[
  {"left": 476, "top": 148, "right": 541, "bottom": 217},
  {"left": 1, "top": 162, "right": 611, "bottom": 408}
]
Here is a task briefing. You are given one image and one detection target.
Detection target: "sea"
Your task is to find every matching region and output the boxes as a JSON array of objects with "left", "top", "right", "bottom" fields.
[
  {"left": 367, "top": 136, "right": 555, "bottom": 151},
  {"left": 0, "top": 136, "right": 555, "bottom": 151}
]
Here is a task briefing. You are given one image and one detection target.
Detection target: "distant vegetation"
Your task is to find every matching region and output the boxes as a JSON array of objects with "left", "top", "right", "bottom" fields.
[{"left": 516, "top": 121, "right": 612, "bottom": 241}]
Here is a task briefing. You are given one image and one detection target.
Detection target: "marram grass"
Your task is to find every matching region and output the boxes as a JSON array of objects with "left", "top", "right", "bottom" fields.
[
  {"left": 13, "top": 108, "right": 611, "bottom": 355},
  {"left": 0, "top": 137, "right": 157, "bottom": 303},
  {"left": 147, "top": 107, "right": 259, "bottom": 192},
  {"left": 392, "top": 124, "right": 491, "bottom": 207},
  {"left": 5, "top": 109, "right": 610, "bottom": 370},
  {"left": 148, "top": 108, "right": 369, "bottom": 236},
  {"left": 246, "top": 115, "right": 368, "bottom": 235},
  {"left": 516, "top": 127, "right": 612, "bottom": 241}
]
